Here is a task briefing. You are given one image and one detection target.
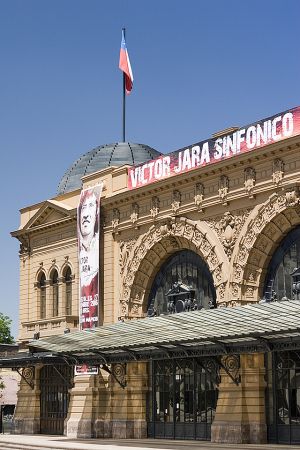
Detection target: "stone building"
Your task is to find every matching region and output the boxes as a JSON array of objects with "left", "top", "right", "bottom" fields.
[{"left": 3, "top": 106, "right": 300, "bottom": 444}]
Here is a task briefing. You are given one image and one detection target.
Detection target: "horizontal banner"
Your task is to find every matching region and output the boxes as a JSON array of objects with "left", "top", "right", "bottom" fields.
[{"left": 128, "top": 106, "right": 300, "bottom": 190}]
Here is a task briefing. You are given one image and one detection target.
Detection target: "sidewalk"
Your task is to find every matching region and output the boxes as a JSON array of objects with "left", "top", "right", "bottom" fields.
[{"left": 1, "top": 435, "right": 300, "bottom": 450}]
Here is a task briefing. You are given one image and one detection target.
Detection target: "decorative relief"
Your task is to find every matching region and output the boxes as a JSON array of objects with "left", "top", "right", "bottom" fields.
[
  {"left": 233, "top": 190, "right": 300, "bottom": 301},
  {"left": 130, "top": 203, "right": 139, "bottom": 227},
  {"left": 217, "top": 283, "right": 226, "bottom": 300},
  {"left": 206, "top": 210, "right": 251, "bottom": 259},
  {"left": 244, "top": 167, "right": 256, "bottom": 198},
  {"left": 272, "top": 158, "right": 284, "bottom": 187},
  {"left": 150, "top": 196, "right": 160, "bottom": 220},
  {"left": 286, "top": 188, "right": 300, "bottom": 207},
  {"left": 218, "top": 175, "right": 229, "bottom": 205},
  {"left": 245, "top": 286, "right": 254, "bottom": 298},
  {"left": 119, "top": 238, "right": 137, "bottom": 274},
  {"left": 120, "top": 218, "right": 226, "bottom": 318},
  {"left": 171, "top": 190, "right": 181, "bottom": 214},
  {"left": 112, "top": 208, "right": 120, "bottom": 233},
  {"left": 233, "top": 264, "right": 243, "bottom": 282},
  {"left": 194, "top": 183, "right": 204, "bottom": 212},
  {"left": 231, "top": 283, "right": 239, "bottom": 298}
]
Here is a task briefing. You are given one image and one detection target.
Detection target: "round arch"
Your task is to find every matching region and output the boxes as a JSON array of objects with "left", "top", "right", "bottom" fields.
[
  {"left": 120, "top": 217, "right": 229, "bottom": 319},
  {"left": 230, "top": 189, "right": 300, "bottom": 303}
]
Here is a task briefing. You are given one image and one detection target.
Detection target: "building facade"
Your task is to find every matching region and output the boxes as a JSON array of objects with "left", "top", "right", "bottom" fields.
[{"left": 7, "top": 107, "right": 300, "bottom": 444}]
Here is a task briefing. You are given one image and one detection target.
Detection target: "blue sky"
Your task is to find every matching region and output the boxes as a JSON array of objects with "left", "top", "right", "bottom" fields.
[{"left": 0, "top": 0, "right": 299, "bottom": 338}]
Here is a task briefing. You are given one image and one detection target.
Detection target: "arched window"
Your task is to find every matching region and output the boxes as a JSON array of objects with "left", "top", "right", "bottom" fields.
[
  {"left": 39, "top": 272, "right": 46, "bottom": 319},
  {"left": 51, "top": 270, "right": 59, "bottom": 317},
  {"left": 147, "top": 249, "right": 216, "bottom": 316},
  {"left": 264, "top": 226, "right": 300, "bottom": 301},
  {"left": 64, "top": 267, "right": 72, "bottom": 315}
]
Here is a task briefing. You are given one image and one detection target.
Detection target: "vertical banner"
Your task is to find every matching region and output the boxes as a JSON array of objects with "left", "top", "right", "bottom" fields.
[{"left": 77, "top": 183, "right": 103, "bottom": 329}]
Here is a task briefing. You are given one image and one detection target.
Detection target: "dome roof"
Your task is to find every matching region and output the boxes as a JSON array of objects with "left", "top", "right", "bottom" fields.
[{"left": 57, "top": 142, "right": 160, "bottom": 195}]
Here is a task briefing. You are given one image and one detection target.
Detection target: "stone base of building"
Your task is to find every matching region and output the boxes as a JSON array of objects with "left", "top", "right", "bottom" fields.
[
  {"left": 211, "top": 421, "right": 267, "bottom": 444},
  {"left": 11, "top": 418, "right": 40, "bottom": 435},
  {"left": 66, "top": 418, "right": 95, "bottom": 438},
  {"left": 95, "top": 420, "right": 147, "bottom": 439}
]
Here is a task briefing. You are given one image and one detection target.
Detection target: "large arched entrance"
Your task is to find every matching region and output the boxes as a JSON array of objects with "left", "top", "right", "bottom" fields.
[
  {"left": 146, "top": 249, "right": 218, "bottom": 440},
  {"left": 147, "top": 250, "right": 216, "bottom": 316},
  {"left": 264, "top": 226, "right": 300, "bottom": 444}
]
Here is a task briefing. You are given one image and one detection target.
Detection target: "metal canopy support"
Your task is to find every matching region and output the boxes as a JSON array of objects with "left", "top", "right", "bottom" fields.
[
  {"left": 100, "top": 363, "right": 127, "bottom": 389},
  {"left": 256, "top": 336, "right": 273, "bottom": 352},
  {"left": 217, "top": 354, "right": 241, "bottom": 386},
  {"left": 154, "top": 345, "right": 173, "bottom": 358},
  {"left": 13, "top": 367, "right": 34, "bottom": 389},
  {"left": 123, "top": 347, "right": 138, "bottom": 360}
]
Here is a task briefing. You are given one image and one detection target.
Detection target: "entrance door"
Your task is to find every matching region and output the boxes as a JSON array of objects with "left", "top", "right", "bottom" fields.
[
  {"left": 148, "top": 358, "right": 218, "bottom": 440},
  {"left": 266, "top": 351, "right": 300, "bottom": 444},
  {"left": 40, "top": 365, "right": 73, "bottom": 435}
]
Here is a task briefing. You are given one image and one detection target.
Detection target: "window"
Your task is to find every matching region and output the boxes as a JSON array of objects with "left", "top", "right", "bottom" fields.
[
  {"left": 64, "top": 267, "right": 72, "bottom": 315},
  {"left": 51, "top": 270, "right": 59, "bottom": 317},
  {"left": 39, "top": 273, "right": 46, "bottom": 319},
  {"left": 147, "top": 250, "right": 216, "bottom": 316},
  {"left": 264, "top": 226, "right": 300, "bottom": 301}
]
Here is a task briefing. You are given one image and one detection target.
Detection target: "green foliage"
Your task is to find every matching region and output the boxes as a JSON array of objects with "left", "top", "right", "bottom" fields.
[{"left": 0, "top": 312, "right": 14, "bottom": 344}]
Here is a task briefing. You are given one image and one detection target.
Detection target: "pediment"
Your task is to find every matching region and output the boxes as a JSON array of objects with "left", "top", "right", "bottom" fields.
[
  {"left": 24, "top": 200, "right": 75, "bottom": 230},
  {"left": 166, "top": 282, "right": 194, "bottom": 296}
]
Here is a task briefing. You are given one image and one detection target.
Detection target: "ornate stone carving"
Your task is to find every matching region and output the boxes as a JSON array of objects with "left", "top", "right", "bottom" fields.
[
  {"left": 272, "top": 158, "right": 284, "bottom": 187},
  {"left": 130, "top": 203, "right": 139, "bottom": 227},
  {"left": 244, "top": 167, "right": 256, "bottom": 198},
  {"left": 112, "top": 208, "right": 120, "bottom": 233},
  {"left": 217, "top": 283, "right": 226, "bottom": 300},
  {"left": 19, "top": 243, "right": 30, "bottom": 255},
  {"left": 119, "top": 239, "right": 137, "bottom": 274},
  {"left": 245, "top": 286, "right": 254, "bottom": 298},
  {"left": 150, "top": 196, "right": 160, "bottom": 220},
  {"left": 218, "top": 175, "right": 229, "bottom": 205},
  {"left": 231, "top": 283, "right": 239, "bottom": 298},
  {"left": 194, "top": 183, "right": 204, "bottom": 212},
  {"left": 121, "top": 218, "right": 227, "bottom": 314},
  {"left": 206, "top": 210, "right": 251, "bottom": 259},
  {"left": 286, "top": 188, "right": 300, "bottom": 207},
  {"left": 171, "top": 190, "right": 181, "bottom": 214},
  {"left": 233, "top": 191, "right": 300, "bottom": 302},
  {"left": 233, "top": 264, "right": 243, "bottom": 282}
]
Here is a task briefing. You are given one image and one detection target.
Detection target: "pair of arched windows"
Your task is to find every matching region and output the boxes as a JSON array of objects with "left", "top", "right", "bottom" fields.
[{"left": 37, "top": 266, "right": 73, "bottom": 319}]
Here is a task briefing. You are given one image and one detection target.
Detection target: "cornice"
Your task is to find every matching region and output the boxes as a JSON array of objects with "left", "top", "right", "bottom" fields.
[
  {"left": 11, "top": 215, "right": 77, "bottom": 239},
  {"left": 101, "top": 136, "right": 300, "bottom": 208}
]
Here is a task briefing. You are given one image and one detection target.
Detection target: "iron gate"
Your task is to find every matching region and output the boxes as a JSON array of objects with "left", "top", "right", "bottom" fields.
[
  {"left": 266, "top": 351, "right": 300, "bottom": 444},
  {"left": 147, "top": 358, "right": 218, "bottom": 440},
  {"left": 40, "top": 364, "right": 73, "bottom": 435}
]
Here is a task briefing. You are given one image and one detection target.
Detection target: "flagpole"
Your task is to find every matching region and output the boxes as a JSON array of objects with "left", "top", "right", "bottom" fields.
[{"left": 122, "top": 27, "right": 126, "bottom": 142}]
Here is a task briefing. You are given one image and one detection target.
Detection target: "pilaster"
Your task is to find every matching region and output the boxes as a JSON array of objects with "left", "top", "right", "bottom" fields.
[{"left": 211, "top": 353, "right": 267, "bottom": 444}]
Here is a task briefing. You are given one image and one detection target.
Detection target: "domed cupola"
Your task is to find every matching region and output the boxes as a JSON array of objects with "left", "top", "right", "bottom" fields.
[{"left": 57, "top": 142, "right": 160, "bottom": 195}]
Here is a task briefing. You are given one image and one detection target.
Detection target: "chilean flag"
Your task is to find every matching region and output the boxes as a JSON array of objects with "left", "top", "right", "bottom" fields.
[{"left": 119, "top": 29, "right": 133, "bottom": 95}]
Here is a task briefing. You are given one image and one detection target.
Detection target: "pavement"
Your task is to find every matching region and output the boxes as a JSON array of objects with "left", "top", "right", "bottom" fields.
[{"left": 0, "top": 435, "right": 300, "bottom": 450}]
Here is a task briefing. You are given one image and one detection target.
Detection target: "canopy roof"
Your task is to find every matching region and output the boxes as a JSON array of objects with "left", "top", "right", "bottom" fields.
[
  {"left": 2, "top": 300, "right": 300, "bottom": 368},
  {"left": 29, "top": 300, "right": 300, "bottom": 363}
]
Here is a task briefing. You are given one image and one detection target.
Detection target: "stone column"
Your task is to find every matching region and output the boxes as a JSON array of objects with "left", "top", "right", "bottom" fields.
[
  {"left": 12, "top": 367, "right": 41, "bottom": 434},
  {"left": 66, "top": 373, "right": 100, "bottom": 438},
  {"left": 211, "top": 353, "right": 267, "bottom": 444}
]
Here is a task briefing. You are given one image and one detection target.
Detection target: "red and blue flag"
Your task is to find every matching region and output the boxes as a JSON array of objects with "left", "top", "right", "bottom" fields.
[{"left": 119, "top": 30, "right": 133, "bottom": 95}]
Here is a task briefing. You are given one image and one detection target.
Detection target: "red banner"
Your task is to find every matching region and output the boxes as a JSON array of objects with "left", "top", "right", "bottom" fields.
[
  {"left": 77, "top": 183, "right": 103, "bottom": 329},
  {"left": 128, "top": 106, "right": 300, "bottom": 190}
]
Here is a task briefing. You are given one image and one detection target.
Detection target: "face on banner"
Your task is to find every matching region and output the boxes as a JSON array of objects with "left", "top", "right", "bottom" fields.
[{"left": 77, "top": 184, "right": 102, "bottom": 329}]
